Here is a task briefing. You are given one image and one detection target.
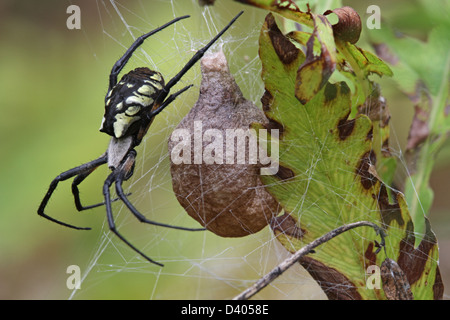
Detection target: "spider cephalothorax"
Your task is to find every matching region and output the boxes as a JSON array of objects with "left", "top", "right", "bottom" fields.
[{"left": 38, "top": 12, "right": 243, "bottom": 266}]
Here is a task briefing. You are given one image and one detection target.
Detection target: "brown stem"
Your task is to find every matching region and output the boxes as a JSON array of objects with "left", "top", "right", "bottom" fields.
[{"left": 233, "top": 221, "right": 386, "bottom": 300}]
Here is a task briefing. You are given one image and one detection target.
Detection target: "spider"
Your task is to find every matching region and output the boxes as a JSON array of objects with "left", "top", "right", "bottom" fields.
[{"left": 38, "top": 12, "right": 243, "bottom": 266}]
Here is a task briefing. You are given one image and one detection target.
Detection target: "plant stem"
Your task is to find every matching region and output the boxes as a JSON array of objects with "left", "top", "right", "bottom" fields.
[{"left": 233, "top": 221, "right": 386, "bottom": 300}]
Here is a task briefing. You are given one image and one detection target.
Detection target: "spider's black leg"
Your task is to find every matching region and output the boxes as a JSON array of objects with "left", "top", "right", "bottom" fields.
[
  {"left": 72, "top": 163, "right": 106, "bottom": 211},
  {"left": 72, "top": 165, "right": 129, "bottom": 211},
  {"left": 103, "top": 168, "right": 163, "bottom": 266},
  {"left": 109, "top": 15, "right": 190, "bottom": 90},
  {"left": 115, "top": 150, "right": 205, "bottom": 231},
  {"left": 148, "top": 85, "right": 193, "bottom": 119},
  {"left": 38, "top": 154, "right": 107, "bottom": 230},
  {"left": 154, "top": 11, "right": 243, "bottom": 106}
]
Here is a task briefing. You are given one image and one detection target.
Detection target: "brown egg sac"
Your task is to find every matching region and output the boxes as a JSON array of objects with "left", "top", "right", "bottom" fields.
[{"left": 168, "top": 50, "right": 280, "bottom": 237}]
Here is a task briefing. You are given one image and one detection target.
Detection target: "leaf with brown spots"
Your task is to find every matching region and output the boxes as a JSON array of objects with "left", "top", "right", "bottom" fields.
[
  {"left": 295, "top": 13, "right": 337, "bottom": 105},
  {"left": 257, "top": 12, "right": 442, "bottom": 300},
  {"left": 235, "top": 0, "right": 314, "bottom": 27}
]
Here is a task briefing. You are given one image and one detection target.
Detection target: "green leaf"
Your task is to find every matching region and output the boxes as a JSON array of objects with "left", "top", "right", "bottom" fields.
[
  {"left": 295, "top": 13, "right": 337, "bottom": 104},
  {"left": 235, "top": 0, "right": 314, "bottom": 27},
  {"left": 258, "top": 12, "right": 443, "bottom": 299},
  {"left": 370, "top": 23, "right": 450, "bottom": 243}
]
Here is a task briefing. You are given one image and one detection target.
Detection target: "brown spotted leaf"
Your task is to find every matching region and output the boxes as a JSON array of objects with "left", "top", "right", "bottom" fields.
[
  {"left": 235, "top": 0, "right": 314, "bottom": 27},
  {"left": 257, "top": 13, "right": 443, "bottom": 300},
  {"left": 295, "top": 13, "right": 337, "bottom": 105}
]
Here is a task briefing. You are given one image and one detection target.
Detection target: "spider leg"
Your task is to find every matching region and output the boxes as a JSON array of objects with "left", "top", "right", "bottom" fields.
[
  {"left": 154, "top": 11, "right": 243, "bottom": 105},
  {"left": 103, "top": 167, "right": 163, "bottom": 266},
  {"left": 38, "top": 154, "right": 107, "bottom": 230},
  {"left": 115, "top": 150, "right": 205, "bottom": 231},
  {"left": 72, "top": 166, "right": 130, "bottom": 211},
  {"left": 148, "top": 85, "right": 193, "bottom": 119},
  {"left": 109, "top": 15, "right": 190, "bottom": 91},
  {"left": 72, "top": 165, "right": 106, "bottom": 211},
  {"left": 115, "top": 175, "right": 206, "bottom": 231}
]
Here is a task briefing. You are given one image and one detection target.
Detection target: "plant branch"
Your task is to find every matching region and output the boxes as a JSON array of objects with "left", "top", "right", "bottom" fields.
[{"left": 233, "top": 221, "right": 386, "bottom": 300}]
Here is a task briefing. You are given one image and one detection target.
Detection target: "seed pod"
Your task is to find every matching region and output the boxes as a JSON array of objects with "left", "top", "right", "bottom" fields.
[{"left": 168, "top": 50, "right": 280, "bottom": 237}]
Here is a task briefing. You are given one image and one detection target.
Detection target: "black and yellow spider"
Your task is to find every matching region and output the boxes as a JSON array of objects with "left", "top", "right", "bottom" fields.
[{"left": 38, "top": 12, "right": 243, "bottom": 266}]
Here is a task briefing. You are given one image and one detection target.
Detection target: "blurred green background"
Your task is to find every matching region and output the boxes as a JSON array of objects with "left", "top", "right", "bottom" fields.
[{"left": 0, "top": 0, "right": 448, "bottom": 299}]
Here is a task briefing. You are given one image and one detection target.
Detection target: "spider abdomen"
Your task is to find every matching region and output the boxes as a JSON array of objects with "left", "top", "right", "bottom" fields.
[{"left": 100, "top": 67, "right": 165, "bottom": 139}]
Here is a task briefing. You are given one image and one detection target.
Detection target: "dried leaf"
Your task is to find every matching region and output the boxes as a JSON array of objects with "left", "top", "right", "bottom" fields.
[
  {"left": 381, "top": 258, "right": 414, "bottom": 300},
  {"left": 324, "top": 6, "right": 361, "bottom": 44}
]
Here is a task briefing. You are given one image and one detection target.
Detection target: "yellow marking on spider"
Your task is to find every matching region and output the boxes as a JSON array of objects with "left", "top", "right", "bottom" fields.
[
  {"left": 137, "top": 84, "right": 155, "bottom": 96},
  {"left": 149, "top": 72, "right": 162, "bottom": 82},
  {"left": 125, "top": 94, "right": 153, "bottom": 107},
  {"left": 144, "top": 79, "right": 163, "bottom": 91},
  {"left": 115, "top": 101, "right": 124, "bottom": 111},
  {"left": 113, "top": 113, "right": 141, "bottom": 138},
  {"left": 99, "top": 117, "right": 106, "bottom": 131},
  {"left": 125, "top": 105, "right": 141, "bottom": 116}
]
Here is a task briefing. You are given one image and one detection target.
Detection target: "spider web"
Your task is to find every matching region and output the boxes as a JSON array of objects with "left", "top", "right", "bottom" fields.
[{"left": 67, "top": 0, "right": 440, "bottom": 300}]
